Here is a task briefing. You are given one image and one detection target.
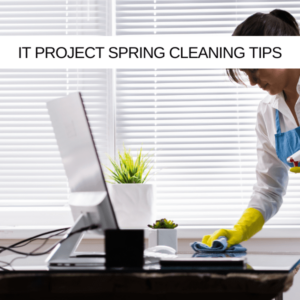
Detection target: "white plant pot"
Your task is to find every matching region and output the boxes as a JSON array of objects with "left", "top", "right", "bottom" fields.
[
  {"left": 108, "top": 183, "right": 155, "bottom": 229},
  {"left": 148, "top": 229, "right": 178, "bottom": 253}
]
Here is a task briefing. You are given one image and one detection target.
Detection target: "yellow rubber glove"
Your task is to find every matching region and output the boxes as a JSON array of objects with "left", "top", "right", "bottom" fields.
[
  {"left": 290, "top": 166, "right": 300, "bottom": 173},
  {"left": 202, "top": 208, "right": 265, "bottom": 248}
]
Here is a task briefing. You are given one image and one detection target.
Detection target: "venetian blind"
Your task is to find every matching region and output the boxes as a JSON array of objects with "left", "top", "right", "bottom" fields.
[
  {"left": 116, "top": 0, "right": 300, "bottom": 35},
  {"left": 115, "top": 1, "right": 300, "bottom": 226},
  {"left": 0, "top": 0, "right": 110, "bottom": 35},
  {"left": 0, "top": 1, "right": 111, "bottom": 212},
  {"left": 0, "top": 69, "right": 110, "bottom": 207},
  {"left": 116, "top": 69, "right": 300, "bottom": 226}
]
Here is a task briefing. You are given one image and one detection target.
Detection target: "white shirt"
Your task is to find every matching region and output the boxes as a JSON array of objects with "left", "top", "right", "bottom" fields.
[{"left": 248, "top": 77, "right": 300, "bottom": 222}]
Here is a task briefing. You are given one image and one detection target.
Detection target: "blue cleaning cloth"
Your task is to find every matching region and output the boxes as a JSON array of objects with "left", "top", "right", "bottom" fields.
[{"left": 190, "top": 236, "right": 247, "bottom": 253}]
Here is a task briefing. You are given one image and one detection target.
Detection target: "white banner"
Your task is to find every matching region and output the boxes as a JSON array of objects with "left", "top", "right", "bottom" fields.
[{"left": 0, "top": 36, "right": 298, "bottom": 68}]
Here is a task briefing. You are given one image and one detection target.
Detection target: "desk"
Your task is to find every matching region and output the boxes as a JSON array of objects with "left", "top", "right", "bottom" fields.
[{"left": 0, "top": 252, "right": 298, "bottom": 300}]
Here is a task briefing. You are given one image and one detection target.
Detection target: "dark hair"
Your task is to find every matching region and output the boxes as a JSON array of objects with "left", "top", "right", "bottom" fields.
[{"left": 227, "top": 9, "right": 300, "bottom": 85}]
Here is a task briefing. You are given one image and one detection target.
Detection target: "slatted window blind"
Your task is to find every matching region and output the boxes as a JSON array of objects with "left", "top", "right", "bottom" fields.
[
  {"left": 116, "top": 0, "right": 300, "bottom": 35},
  {"left": 115, "top": 1, "right": 300, "bottom": 226},
  {"left": 0, "top": 69, "right": 110, "bottom": 208},
  {"left": 0, "top": 0, "right": 110, "bottom": 35},
  {"left": 0, "top": 1, "right": 111, "bottom": 225},
  {"left": 116, "top": 69, "right": 300, "bottom": 226}
]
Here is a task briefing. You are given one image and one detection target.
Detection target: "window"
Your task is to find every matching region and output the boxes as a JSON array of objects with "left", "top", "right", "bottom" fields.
[
  {"left": 115, "top": 0, "right": 299, "bottom": 36},
  {"left": 0, "top": 69, "right": 112, "bottom": 228},
  {"left": 115, "top": 69, "right": 300, "bottom": 226},
  {"left": 114, "top": 2, "right": 300, "bottom": 226},
  {"left": 0, "top": 0, "right": 112, "bottom": 229},
  {"left": 1, "top": 1, "right": 300, "bottom": 230},
  {"left": 0, "top": 0, "right": 111, "bottom": 35}
]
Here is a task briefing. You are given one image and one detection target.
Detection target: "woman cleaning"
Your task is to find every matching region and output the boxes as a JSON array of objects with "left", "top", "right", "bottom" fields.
[{"left": 202, "top": 9, "right": 300, "bottom": 248}]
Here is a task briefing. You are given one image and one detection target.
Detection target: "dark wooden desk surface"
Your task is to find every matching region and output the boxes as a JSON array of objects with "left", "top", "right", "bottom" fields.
[
  {"left": 0, "top": 251, "right": 298, "bottom": 300},
  {"left": 0, "top": 270, "right": 293, "bottom": 300}
]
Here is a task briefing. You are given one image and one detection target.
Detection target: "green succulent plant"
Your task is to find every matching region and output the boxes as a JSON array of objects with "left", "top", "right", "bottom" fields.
[
  {"left": 148, "top": 218, "right": 178, "bottom": 229},
  {"left": 106, "top": 146, "right": 153, "bottom": 184}
]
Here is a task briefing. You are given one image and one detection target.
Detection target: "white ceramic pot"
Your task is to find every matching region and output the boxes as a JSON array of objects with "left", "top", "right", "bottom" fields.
[
  {"left": 108, "top": 183, "right": 155, "bottom": 229},
  {"left": 148, "top": 229, "right": 178, "bottom": 253}
]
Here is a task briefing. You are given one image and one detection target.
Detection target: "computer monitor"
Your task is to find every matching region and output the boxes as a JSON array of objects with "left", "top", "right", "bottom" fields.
[
  {"left": 47, "top": 92, "right": 118, "bottom": 231},
  {"left": 46, "top": 92, "right": 118, "bottom": 269}
]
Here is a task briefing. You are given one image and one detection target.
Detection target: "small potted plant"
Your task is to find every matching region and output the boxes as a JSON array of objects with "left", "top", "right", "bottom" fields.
[
  {"left": 148, "top": 218, "right": 178, "bottom": 252},
  {"left": 106, "top": 146, "right": 154, "bottom": 229}
]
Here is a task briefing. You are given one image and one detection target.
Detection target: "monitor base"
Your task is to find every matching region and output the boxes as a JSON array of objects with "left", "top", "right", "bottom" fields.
[{"left": 46, "top": 212, "right": 106, "bottom": 270}]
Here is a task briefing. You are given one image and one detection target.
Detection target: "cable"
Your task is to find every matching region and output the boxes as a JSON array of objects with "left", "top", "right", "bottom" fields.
[
  {"left": 0, "top": 228, "right": 71, "bottom": 271},
  {"left": 5, "top": 230, "right": 69, "bottom": 271},
  {"left": 0, "top": 227, "right": 70, "bottom": 252},
  {"left": 8, "top": 229, "right": 69, "bottom": 250},
  {"left": 0, "top": 224, "right": 99, "bottom": 271},
  {"left": 0, "top": 224, "right": 99, "bottom": 265},
  {"left": 0, "top": 261, "right": 10, "bottom": 271}
]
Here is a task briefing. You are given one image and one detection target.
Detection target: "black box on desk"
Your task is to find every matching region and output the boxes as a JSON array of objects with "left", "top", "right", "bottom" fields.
[{"left": 105, "top": 229, "right": 144, "bottom": 268}]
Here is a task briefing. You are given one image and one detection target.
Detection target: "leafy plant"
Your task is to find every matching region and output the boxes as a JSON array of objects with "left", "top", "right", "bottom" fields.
[
  {"left": 106, "top": 146, "right": 153, "bottom": 184},
  {"left": 148, "top": 218, "right": 178, "bottom": 229}
]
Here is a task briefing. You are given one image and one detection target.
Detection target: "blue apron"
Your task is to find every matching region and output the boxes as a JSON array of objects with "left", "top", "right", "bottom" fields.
[{"left": 275, "top": 109, "right": 300, "bottom": 167}]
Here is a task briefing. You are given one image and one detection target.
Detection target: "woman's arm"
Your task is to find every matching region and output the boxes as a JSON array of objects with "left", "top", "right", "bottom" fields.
[
  {"left": 202, "top": 105, "right": 289, "bottom": 247},
  {"left": 248, "top": 107, "right": 289, "bottom": 222}
]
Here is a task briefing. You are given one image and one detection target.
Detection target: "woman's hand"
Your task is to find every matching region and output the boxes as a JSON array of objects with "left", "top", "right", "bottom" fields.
[
  {"left": 201, "top": 208, "right": 265, "bottom": 249},
  {"left": 202, "top": 228, "right": 244, "bottom": 248}
]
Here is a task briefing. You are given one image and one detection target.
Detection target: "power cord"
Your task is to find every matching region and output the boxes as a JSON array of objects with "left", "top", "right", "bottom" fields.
[
  {"left": 0, "top": 228, "right": 70, "bottom": 271},
  {"left": 0, "top": 227, "right": 70, "bottom": 253},
  {"left": 1, "top": 230, "right": 69, "bottom": 271},
  {"left": 0, "top": 224, "right": 99, "bottom": 271}
]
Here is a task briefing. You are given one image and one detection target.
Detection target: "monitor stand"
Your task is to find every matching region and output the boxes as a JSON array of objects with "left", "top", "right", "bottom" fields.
[{"left": 46, "top": 214, "right": 106, "bottom": 270}]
